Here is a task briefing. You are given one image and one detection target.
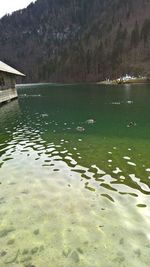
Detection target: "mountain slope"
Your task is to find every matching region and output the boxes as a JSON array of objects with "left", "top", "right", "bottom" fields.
[{"left": 0, "top": 0, "right": 150, "bottom": 82}]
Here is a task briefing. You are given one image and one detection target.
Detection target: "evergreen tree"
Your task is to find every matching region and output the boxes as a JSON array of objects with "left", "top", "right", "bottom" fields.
[
  {"left": 141, "top": 19, "right": 150, "bottom": 44},
  {"left": 131, "top": 21, "right": 140, "bottom": 48}
]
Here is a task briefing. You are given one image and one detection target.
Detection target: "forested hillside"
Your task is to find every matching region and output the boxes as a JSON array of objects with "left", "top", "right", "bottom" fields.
[{"left": 0, "top": 0, "right": 150, "bottom": 82}]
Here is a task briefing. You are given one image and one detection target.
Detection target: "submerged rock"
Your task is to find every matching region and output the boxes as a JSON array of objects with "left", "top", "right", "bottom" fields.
[
  {"left": 41, "top": 113, "right": 48, "bottom": 118},
  {"left": 127, "top": 101, "right": 133, "bottom": 104},
  {"left": 4, "top": 249, "right": 20, "bottom": 264},
  {"left": 31, "top": 247, "right": 38, "bottom": 255},
  {"left": 22, "top": 249, "right": 29, "bottom": 255},
  {"left": 85, "top": 119, "right": 96, "bottom": 124},
  {"left": 63, "top": 248, "right": 71, "bottom": 257},
  {"left": 0, "top": 227, "right": 15, "bottom": 238},
  {"left": 77, "top": 248, "right": 84, "bottom": 254},
  {"left": 113, "top": 251, "right": 125, "bottom": 263},
  {"left": 21, "top": 190, "right": 30, "bottom": 195},
  {"left": 33, "top": 229, "right": 39, "bottom": 235},
  {"left": 119, "top": 238, "right": 124, "bottom": 245},
  {"left": 20, "top": 255, "right": 32, "bottom": 263},
  {"left": 134, "top": 249, "right": 141, "bottom": 257},
  {"left": 113, "top": 256, "right": 125, "bottom": 263},
  {"left": 70, "top": 250, "right": 80, "bottom": 263},
  {"left": 0, "top": 250, "right": 7, "bottom": 257},
  {"left": 76, "top": 126, "right": 85, "bottom": 132},
  {"left": 7, "top": 239, "right": 15, "bottom": 245},
  {"left": 127, "top": 122, "right": 137, "bottom": 128}
]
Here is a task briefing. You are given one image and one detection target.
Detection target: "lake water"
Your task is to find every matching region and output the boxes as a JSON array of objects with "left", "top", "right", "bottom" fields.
[{"left": 0, "top": 83, "right": 150, "bottom": 267}]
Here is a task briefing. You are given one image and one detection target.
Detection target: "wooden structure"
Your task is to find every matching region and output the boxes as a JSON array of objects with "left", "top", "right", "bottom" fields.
[{"left": 0, "top": 61, "right": 25, "bottom": 105}]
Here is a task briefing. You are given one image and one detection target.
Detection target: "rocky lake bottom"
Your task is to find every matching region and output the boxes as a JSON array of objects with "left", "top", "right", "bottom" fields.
[{"left": 0, "top": 83, "right": 150, "bottom": 266}]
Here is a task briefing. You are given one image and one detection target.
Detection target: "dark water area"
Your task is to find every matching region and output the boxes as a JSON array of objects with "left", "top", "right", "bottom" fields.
[{"left": 0, "top": 83, "right": 150, "bottom": 266}]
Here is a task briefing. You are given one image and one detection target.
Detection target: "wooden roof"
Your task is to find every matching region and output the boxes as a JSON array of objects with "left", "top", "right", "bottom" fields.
[{"left": 0, "top": 61, "right": 25, "bottom": 76}]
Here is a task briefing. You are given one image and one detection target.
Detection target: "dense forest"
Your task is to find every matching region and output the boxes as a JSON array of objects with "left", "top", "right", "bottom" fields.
[{"left": 0, "top": 0, "right": 150, "bottom": 82}]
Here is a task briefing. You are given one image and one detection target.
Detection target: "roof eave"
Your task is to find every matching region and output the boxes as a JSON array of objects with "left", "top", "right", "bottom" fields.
[
  {"left": 15, "top": 73, "right": 26, "bottom": 77},
  {"left": 0, "top": 70, "right": 26, "bottom": 77}
]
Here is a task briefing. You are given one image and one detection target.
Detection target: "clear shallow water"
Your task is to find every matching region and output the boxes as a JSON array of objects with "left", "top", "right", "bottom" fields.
[{"left": 0, "top": 83, "right": 150, "bottom": 266}]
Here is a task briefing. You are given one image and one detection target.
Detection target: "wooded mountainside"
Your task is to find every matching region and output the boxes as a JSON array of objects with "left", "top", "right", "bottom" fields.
[{"left": 0, "top": 0, "right": 150, "bottom": 82}]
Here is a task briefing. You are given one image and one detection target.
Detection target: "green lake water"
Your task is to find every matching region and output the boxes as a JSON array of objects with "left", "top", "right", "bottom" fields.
[{"left": 0, "top": 83, "right": 150, "bottom": 266}]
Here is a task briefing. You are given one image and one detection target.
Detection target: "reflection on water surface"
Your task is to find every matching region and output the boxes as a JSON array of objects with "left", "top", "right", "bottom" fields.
[{"left": 0, "top": 83, "right": 150, "bottom": 267}]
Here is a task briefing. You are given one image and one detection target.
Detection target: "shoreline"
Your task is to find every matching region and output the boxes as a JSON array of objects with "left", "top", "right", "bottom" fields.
[
  {"left": 97, "top": 77, "right": 150, "bottom": 85},
  {"left": 16, "top": 78, "right": 150, "bottom": 87}
]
